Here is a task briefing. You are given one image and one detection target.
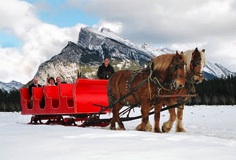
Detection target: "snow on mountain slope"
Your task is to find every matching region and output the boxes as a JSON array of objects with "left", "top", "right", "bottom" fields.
[
  {"left": 204, "top": 61, "right": 236, "bottom": 79},
  {"left": 0, "top": 80, "right": 23, "bottom": 92}
]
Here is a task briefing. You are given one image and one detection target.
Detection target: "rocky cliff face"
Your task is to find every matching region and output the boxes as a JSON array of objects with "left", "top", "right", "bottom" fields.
[
  {"left": 34, "top": 27, "right": 153, "bottom": 84},
  {"left": 78, "top": 27, "right": 152, "bottom": 65}
]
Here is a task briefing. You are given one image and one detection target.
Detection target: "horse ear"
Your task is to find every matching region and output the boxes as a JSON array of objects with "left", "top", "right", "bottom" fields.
[
  {"left": 176, "top": 51, "right": 179, "bottom": 55},
  {"left": 202, "top": 49, "right": 205, "bottom": 53},
  {"left": 195, "top": 47, "right": 198, "bottom": 51}
]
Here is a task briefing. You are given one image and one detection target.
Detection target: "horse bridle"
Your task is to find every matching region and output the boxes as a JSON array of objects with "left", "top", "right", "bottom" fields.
[
  {"left": 186, "top": 52, "right": 204, "bottom": 93},
  {"left": 166, "top": 60, "right": 186, "bottom": 90}
]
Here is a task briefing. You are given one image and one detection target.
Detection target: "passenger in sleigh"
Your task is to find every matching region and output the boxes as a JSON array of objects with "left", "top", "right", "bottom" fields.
[
  {"left": 55, "top": 76, "right": 67, "bottom": 86},
  {"left": 28, "top": 77, "right": 42, "bottom": 108},
  {"left": 97, "top": 57, "right": 115, "bottom": 79},
  {"left": 29, "top": 77, "right": 42, "bottom": 98},
  {"left": 47, "top": 77, "right": 56, "bottom": 86},
  {"left": 38, "top": 76, "right": 56, "bottom": 108}
]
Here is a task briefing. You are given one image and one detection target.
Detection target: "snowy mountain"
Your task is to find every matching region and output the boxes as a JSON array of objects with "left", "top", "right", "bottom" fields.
[
  {"left": 204, "top": 61, "right": 236, "bottom": 79},
  {"left": 3, "top": 27, "right": 235, "bottom": 87},
  {"left": 31, "top": 27, "right": 236, "bottom": 84},
  {"left": 0, "top": 80, "right": 23, "bottom": 92},
  {"left": 33, "top": 27, "right": 154, "bottom": 84}
]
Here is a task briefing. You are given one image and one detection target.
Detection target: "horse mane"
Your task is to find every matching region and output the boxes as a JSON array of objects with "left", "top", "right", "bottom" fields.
[
  {"left": 152, "top": 54, "right": 173, "bottom": 71},
  {"left": 151, "top": 54, "right": 177, "bottom": 82},
  {"left": 200, "top": 49, "right": 206, "bottom": 67},
  {"left": 184, "top": 50, "right": 194, "bottom": 72}
]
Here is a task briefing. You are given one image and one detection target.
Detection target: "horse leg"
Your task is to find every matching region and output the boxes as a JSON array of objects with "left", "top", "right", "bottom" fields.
[
  {"left": 115, "top": 104, "right": 126, "bottom": 130},
  {"left": 109, "top": 103, "right": 120, "bottom": 130},
  {"left": 135, "top": 105, "right": 152, "bottom": 132},
  {"left": 176, "top": 105, "right": 186, "bottom": 132},
  {"left": 110, "top": 107, "right": 125, "bottom": 130},
  {"left": 109, "top": 117, "right": 116, "bottom": 130},
  {"left": 136, "top": 104, "right": 150, "bottom": 131},
  {"left": 162, "top": 108, "right": 176, "bottom": 133},
  {"left": 154, "top": 104, "right": 162, "bottom": 133}
]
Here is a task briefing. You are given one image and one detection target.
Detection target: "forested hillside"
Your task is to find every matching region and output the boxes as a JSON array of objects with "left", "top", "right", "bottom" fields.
[
  {"left": 192, "top": 76, "right": 236, "bottom": 105},
  {"left": 0, "top": 90, "right": 20, "bottom": 112}
]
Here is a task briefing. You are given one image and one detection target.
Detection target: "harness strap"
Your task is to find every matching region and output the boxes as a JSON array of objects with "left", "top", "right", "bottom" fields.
[
  {"left": 126, "top": 70, "right": 143, "bottom": 105},
  {"left": 118, "top": 100, "right": 187, "bottom": 122},
  {"left": 186, "top": 66, "right": 197, "bottom": 94},
  {"left": 108, "top": 78, "right": 148, "bottom": 109}
]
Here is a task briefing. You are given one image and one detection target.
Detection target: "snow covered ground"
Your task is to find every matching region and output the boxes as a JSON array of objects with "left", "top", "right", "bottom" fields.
[{"left": 0, "top": 105, "right": 236, "bottom": 160}]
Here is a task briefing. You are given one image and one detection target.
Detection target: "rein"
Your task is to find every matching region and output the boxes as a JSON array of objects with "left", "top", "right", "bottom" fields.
[
  {"left": 147, "top": 68, "right": 170, "bottom": 100},
  {"left": 118, "top": 99, "right": 188, "bottom": 122},
  {"left": 91, "top": 100, "right": 188, "bottom": 125}
]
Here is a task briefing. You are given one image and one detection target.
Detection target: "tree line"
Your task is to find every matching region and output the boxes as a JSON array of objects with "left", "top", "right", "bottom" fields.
[
  {"left": 0, "top": 89, "right": 21, "bottom": 112},
  {"left": 190, "top": 76, "right": 236, "bottom": 105},
  {"left": 0, "top": 76, "right": 235, "bottom": 112}
]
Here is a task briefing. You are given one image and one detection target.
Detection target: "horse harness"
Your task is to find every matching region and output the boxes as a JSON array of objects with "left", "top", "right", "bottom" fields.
[
  {"left": 108, "top": 66, "right": 173, "bottom": 109},
  {"left": 124, "top": 69, "right": 161, "bottom": 106},
  {"left": 186, "top": 51, "right": 205, "bottom": 94}
]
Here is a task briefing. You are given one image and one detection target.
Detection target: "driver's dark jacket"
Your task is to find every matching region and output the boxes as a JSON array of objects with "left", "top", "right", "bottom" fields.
[{"left": 97, "top": 63, "right": 115, "bottom": 79}]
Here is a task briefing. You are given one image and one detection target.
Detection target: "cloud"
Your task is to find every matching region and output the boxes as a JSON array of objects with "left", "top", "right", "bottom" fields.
[
  {"left": 0, "top": 0, "right": 84, "bottom": 83},
  {"left": 67, "top": 0, "right": 236, "bottom": 39},
  {"left": 68, "top": 0, "right": 236, "bottom": 69},
  {"left": 92, "top": 20, "right": 123, "bottom": 34},
  {"left": 1, "top": 0, "right": 236, "bottom": 83}
]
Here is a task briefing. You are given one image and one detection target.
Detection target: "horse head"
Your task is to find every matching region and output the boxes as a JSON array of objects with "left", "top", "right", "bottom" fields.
[
  {"left": 151, "top": 51, "right": 186, "bottom": 90},
  {"left": 167, "top": 51, "right": 186, "bottom": 90},
  {"left": 185, "top": 48, "right": 206, "bottom": 83}
]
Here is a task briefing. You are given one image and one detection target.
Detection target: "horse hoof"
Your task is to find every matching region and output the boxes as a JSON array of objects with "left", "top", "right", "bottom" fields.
[
  {"left": 118, "top": 127, "right": 126, "bottom": 130},
  {"left": 109, "top": 126, "right": 116, "bottom": 130},
  {"left": 135, "top": 124, "right": 142, "bottom": 131},
  {"left": 162, "top": 125, "right": 170, "bottom": 133},
  {"left": 154, "top": 128, "right": 162, "bottom": 133},
  {"left": 136, "top": 124, "right": 146, "bottom": 131},
  {"left": 145, "top": 122, "right": 152, "bottom": 132},
  {"left": 176, "top": 128, "right": 186, "bottom": 132}
]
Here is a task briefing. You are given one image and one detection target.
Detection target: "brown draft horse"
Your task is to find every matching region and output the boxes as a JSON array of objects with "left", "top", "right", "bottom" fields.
[
  {"left": 139, "top": 48, "right": 206, "bottom": 133},
  {"left": 161, "top": 48, "right": 206, "bottom": 132},
  {"left": 108, "top": 52, "right": 186, "bottom": 131}
]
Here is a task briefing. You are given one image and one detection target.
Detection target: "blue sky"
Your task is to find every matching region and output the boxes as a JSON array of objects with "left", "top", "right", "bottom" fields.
[
  {"left": 0, "top": 32, "right": 22, "bottom": 48},
  {"left": 28, "top": 0, "right": 98, "bottom": 27},
  {"left": 0, "top": 0, "right": 97, "bottom": 48},
  {"left": 0, "top": 0, "right": 236, "bottom": 83}
]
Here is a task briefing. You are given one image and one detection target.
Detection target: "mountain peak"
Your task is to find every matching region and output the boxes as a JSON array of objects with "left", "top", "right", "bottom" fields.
[
  {"left": 204, "top": 61, "right": 236, "bottom": 79},
  {"left": 0, "top": 80, "right": 23, "bottom": 92},
  {"left": 20, "top": 27, "right": 236, "bottom": 85}
]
